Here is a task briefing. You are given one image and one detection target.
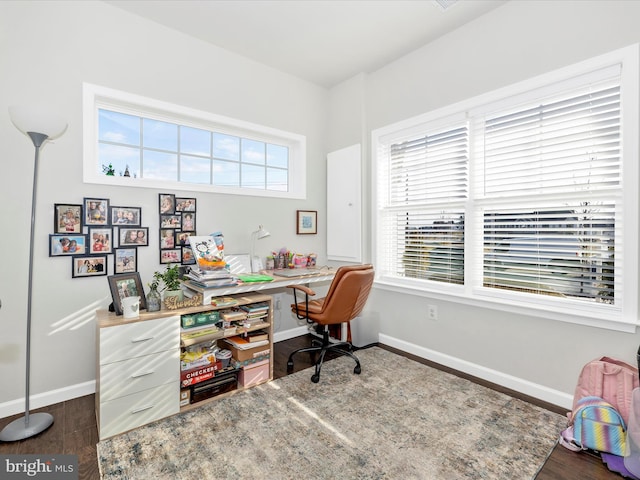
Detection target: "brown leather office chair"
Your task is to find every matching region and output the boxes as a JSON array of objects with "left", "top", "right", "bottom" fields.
[{"left": 286, "top": 264, "right": 375, "bottom": 383}]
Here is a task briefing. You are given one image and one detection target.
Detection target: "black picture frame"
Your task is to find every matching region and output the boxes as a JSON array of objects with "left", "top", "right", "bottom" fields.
[
  {"left": 175, "top": 197, "right": 196, "bottom": 212},
  {"left": 181, "top": 212, "right": 196, "bottom": 232},
  {"left": 53, "top": 203, "right": 82, "bottom": 234},
  {"left": 107, "top": 272, "right": 147, "bottom": 315},
  {"left": 110, "top": 206, "right": 142, "bottom": 226},
  {"left": 49, "top": 234, "right": 88, "bottom": 256},
  {"left": 160, "top": 249, "right": 181, "bottom": 264},
  {"left": 114, "top": 247, "right": 137, "bottom": 274},
  {"left": 175, "top": 231, "right": 194, "bottom": 247},
  {"left": 160, "top": 228, "right": 176, "bottom": 249},
  {"left": 71, "top": 255, "right": 108, "bottom": 278},
  {"left": 83, "top": 197, "right": 110, "bottom": 226},
  {"left": 159, "top": 193, "right": 176, "bottom": 214},
  {"left": 160, "top": 214, "right": 181, "bottom": 229},
  {"left": 181, "top": 246, "right": 195, "bottom": 265},
  {"left": 119, "top": 227, "right": 149, "bottom": 246},
  {"left": 88, "top": 227, "right": 113, "bottom": 254}
]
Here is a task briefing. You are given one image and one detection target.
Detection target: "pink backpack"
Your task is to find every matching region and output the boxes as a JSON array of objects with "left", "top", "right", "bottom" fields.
[{"left": 570, "top": 356, "right": 639, "bottom": 424}]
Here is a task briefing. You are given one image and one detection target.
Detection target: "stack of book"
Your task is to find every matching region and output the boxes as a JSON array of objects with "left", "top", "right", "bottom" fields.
[
  {"left": 185, "top": 267, "right": 237, "bottom": 288},
  {"left": 240, "top": 302, "right": 269, "bottom": 325}
]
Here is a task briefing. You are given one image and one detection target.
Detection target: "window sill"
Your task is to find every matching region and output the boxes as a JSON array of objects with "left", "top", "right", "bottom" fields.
[{"left": 373, "top": 278, "right": 638, "bottom": 334}]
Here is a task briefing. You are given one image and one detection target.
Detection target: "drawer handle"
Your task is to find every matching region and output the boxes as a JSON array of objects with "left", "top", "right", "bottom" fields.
[
  {"left": 131, "top": 336, "right": 154, "bottom": 343},
  {"left": 131, "top": 404, "right": 154, "bottom": 414},
  {"left": 131, "top": 370, "right": 155, "bottom": 379}
]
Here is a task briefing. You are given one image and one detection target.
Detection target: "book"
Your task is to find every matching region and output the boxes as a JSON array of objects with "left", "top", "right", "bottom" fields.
[
  {"left": 211, "top": 296, "right": 239, "bottom": 307},
  {"left": 246, "top": 330, "right": 269, "bottom": 343},
  {"left": 225, "top": 335, "right": 269, "bottom": 350}
]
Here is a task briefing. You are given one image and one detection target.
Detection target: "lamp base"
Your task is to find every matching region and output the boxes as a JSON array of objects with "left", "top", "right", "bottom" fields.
[{"left": 0, "top": 412, "right": 54, "bottom": 442}]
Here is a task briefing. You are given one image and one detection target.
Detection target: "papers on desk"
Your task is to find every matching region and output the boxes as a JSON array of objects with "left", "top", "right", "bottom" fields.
[{"left": 186, "top": 268, "right": 237, "bottom": 288}]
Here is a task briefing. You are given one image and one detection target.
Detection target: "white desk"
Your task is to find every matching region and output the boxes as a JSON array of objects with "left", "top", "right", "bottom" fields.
[{"left": 182, "top": 268, "right": 336, "bottom": 305}]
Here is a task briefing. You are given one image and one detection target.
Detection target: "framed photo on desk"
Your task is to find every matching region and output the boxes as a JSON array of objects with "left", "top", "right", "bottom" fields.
[{"left": 296, "top": 210, "right": 317, "bottom": 235}]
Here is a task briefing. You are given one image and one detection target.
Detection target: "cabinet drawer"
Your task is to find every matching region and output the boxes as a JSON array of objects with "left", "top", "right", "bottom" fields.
[
  {"left": 99, "top": 383, "right": 179, "bottom": 439},
  {"left": 100, "top": 316, "right": 179, "bottom": 364},
  {"left": 100, "top": 349, "right": 179, "bottom": 402}
]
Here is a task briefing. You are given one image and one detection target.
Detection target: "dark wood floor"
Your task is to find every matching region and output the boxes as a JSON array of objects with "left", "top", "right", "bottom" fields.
[{"left": 0, "top": 336, "right": 621, "bottom": 480}]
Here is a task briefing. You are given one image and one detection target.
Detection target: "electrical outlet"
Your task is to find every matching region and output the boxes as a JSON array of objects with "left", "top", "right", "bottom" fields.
[{"left": 427, "top": 304, "right": 438, "bottom": 321}]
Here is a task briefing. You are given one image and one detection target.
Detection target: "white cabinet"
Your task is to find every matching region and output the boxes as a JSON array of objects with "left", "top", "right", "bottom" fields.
[
  {"left": 327, "top": 144, "right": 362, "bottom": 262},
  {"left": 96, "top": 315, "right": 180, "bottom": 439},
  {"left": 95, "top": 294, "right": 274, "bottom": 440}
]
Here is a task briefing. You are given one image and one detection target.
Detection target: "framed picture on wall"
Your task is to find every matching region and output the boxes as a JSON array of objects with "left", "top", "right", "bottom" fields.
[
  {"left": 296, "top": 210, "right": 317, "bottom": 235},
  {"left": 159, "top": 193, "right": 175, "bottom": 214},
  {"left": 53, "top": 204, "right": 82, "bottom": 234},
  {"left": 175, "top": 197, "right": 196, "bottom": 212},
  {"left": 110, "top": 206, "right": 141, "bottom": 226},
  {"left": 83, "top": 197, "right": 110, "bottom": 226},
  {"left": 88, "top": 227, "right": 113, "bottom": 254},
  {"left": 72, "top": 255, "right": 108, "bottom": 278},
  {"left": 119, "top": 227, "right": 149, "bottom": 246},
  {"left": 49, "top": 234, "right": 87, "bottom": 256},
  {"left": 114, "top": 247, "right": 137, "bottom": 274}
]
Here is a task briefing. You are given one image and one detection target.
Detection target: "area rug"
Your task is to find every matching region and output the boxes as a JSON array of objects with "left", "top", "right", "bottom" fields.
[{"left": 97, "top": 347, "right": 567, "bottom": 479}]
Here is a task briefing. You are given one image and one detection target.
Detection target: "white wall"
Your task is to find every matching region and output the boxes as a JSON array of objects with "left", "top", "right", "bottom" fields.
[
  {"left": 0, "top": 0, "right": 328, "bottom": 415},
  {"left": 328, "top": 0, "right": 640, "bottom": 407}
]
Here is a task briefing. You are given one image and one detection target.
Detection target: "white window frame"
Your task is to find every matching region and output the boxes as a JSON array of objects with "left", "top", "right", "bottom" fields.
[
  {"left": 82, "top": 83, "right": 307, "bottom": 199},
  {"left": 372, "top": 44, "right": 639, "bottom": 333}
]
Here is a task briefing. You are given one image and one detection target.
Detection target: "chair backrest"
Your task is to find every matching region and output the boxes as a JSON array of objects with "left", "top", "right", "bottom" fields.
[{"left": 315, "top": 264, "right": 375, "bottom": 326}]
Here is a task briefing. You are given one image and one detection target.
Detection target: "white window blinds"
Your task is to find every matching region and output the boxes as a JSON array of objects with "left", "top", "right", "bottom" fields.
[
  {"left": 378, "top": 122, "right": 467, "bottom": 283},
  {"left": 374, "top": 46, "right": 638, "bottom": 328}
]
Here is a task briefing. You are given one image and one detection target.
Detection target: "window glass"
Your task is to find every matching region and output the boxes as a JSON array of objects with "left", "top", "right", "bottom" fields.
[
  {"left": 241, "top": 139, "right": 266, "bottom": 165},
  {"left": 241, "top": 163, "right": 265, "bottom": 189},
  {"left": 267, "top": 167, "right": 288, "bottom": 191},
  {"left": 267, "top": 144, "right": 288, "bottom": 168},
  {"left": 98, "top": 110, "right": 139, "bottom": 146},
  {"left": 143, "top": 118, "right": 177, "bottom": 151},
  {"left": 181, "top": 126, "right": 211, "bottom": 156},
  {"left": 213, "top": 159, "right": 239, "bottom": 187},
  {"left": 143, "top": 150, "right": 177, "bottom": 181},
  {"left": 180, "top": 155, "right": 211, "bottom": 184},
  {"left": 213, "top": 133, "right": 239, "bottom": 161}
]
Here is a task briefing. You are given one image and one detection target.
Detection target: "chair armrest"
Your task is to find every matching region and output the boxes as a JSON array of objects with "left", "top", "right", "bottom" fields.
[
  {"left": 287, "top": 284, "right": 316, "bottom": 321},
  {"left": 286, "top": 284, "right": 316, "bottom": 296}
]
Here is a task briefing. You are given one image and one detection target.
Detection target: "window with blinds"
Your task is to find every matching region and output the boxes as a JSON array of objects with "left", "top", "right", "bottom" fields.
[
  {"left": 373, "top": 45, "right": 638, "bottom": 328},
  {"left": 378, "top": 122, "right": 467, "bottom": 284}
]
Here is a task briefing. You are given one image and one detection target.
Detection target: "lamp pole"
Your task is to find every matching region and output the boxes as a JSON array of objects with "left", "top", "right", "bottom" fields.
[{"left": 0, "top": 132, "right": 54, "bottom": 441}]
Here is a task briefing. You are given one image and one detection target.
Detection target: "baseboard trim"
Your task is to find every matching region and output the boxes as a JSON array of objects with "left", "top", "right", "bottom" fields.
[
  {"left": 0, "top": 381, "right": 96, "bottom": 420},
  {"left": 379, "top": 334, "right": 573, "bottom": 410},
  {"left": 273, "top": 326, "right": 309, "bottom": 343}
]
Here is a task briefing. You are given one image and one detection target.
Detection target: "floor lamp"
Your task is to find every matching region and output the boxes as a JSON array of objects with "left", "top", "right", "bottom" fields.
[
  {"left": 0, "top": 106, "right": 67, "bottom": 442},
  {"left": 250, "top": 225, "right": 270, "bottom": 273}
]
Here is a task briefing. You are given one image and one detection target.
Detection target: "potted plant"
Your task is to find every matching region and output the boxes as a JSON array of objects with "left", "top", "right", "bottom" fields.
[{"left": 153, "top": 264, "right": 184, "bottom": 302}]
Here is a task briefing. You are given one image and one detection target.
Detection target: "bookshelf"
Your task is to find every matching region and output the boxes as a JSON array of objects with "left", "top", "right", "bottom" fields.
[{"left": 95, "top": 293, "right": 273, "bottom": 439}]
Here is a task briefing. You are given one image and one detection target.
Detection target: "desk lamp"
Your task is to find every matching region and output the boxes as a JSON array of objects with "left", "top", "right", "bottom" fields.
[
  {"left": 250, "top": 225, "right": 270, "bottom": 272},
  {"left": 0, "top": 106, "right": 67, "bottom": 442}
]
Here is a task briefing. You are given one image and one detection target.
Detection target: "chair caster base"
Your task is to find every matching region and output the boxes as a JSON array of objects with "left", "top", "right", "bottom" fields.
[
  {"left": 311, "top": 373, "right": 320, "bottom": 383},
  {"left": 354, "top": 365, "right": 361, "bottom": 375},
  {"left": 287, "top": 360, "right": 294, "bottom": 372}
]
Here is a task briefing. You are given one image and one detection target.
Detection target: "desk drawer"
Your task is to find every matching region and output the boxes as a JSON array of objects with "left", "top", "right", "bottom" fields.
[
  {"left": 100, "top": 316, "right": 179, "bottom": 365},
  {"left": 99, "top": 383, "right": 179, "bottom": 439},
  {"left": 100, "top": 349, "right": 179, "bottom": 402}
]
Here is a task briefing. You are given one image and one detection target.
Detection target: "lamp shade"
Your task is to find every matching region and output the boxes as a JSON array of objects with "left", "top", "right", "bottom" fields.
[
  {"left": 9, "top": 105, "right": 67, "bottom": 139},
  {"left": 256, "top": 226, "right": 270, "bottom": 240}
]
